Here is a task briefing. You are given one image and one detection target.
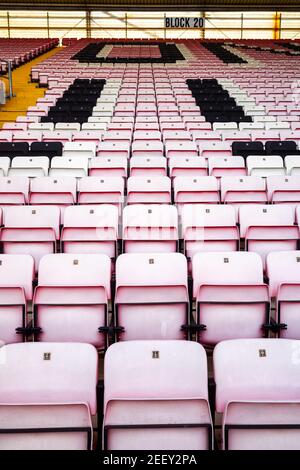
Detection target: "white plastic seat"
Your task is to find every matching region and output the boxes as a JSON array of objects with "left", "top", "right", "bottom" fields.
[
  {"left": 9, "top": 157, "right": 49, "bottom": 177},
  {"left": 247, "top": 155, "right": 285, "bottom": 177},
  {"left": 63, "top": 142, "right": 96, "bottom": 159},
  {"left": 50, "top": 157, "right": 88, "bottom": 177}
]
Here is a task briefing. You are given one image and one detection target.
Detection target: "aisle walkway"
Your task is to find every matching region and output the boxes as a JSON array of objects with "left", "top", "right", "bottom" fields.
[{"left": 0, "top": 47, "right": 62, "bottom": 126}]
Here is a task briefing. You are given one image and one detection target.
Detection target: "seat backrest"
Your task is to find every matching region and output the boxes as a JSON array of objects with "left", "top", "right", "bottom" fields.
[
  {"left": 38, "top": 253, "right": 111, "bottom": 297},
  {"left": 239, "top": 204, "right": 295, "bottom": 238},
  {"left": 267, "top": 250, "right": 300, "bottom": 297},
  {"left": 104, "top": 340, "right": 212, "bottom": 450},
  {"left": 30, "top": 176, "right": 77, "bottom": 200},
  {"left": 63, "top": 204, "right": 119, "bottom": 231},
  {"left": 116, "top": 252, "right": 187, "bottom": 288},
  {"left": 214, "top": 338, "right": 300, "bottom": 413},
  {"left": 192, "top": 251, "right": 264, "bottom": 297},
  {"left": 0, "top": 253, "right": 34, "bottom": 300},
  {"left": 3, "top": 205, "right": 60, "bottom": 237}
]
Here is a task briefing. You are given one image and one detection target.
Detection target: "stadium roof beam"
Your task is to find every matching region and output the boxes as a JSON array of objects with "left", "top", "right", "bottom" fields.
[{"left": 0, "top": 0, "right": 299, "bottom": 12}]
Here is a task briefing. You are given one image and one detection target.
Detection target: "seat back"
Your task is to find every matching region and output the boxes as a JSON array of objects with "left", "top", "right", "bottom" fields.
[{"left": 104, "top": 340, "right": 212, "bottom": 450}]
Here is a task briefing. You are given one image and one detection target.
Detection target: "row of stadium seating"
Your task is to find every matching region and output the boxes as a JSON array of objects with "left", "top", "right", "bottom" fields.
[
  {"left": 0, "top": 38, "right": 58, "bottom": 73},
  {"left": 2, "top": 338, "right": 298, "bottom": 450}
]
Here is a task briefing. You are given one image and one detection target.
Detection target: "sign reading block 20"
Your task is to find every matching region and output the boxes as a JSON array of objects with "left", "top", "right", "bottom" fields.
[{"left": 165, "top": 17, "right": 205, "bottom": 28}]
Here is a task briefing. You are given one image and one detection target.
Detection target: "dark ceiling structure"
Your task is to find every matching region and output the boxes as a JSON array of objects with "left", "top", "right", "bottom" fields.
[{"left": 0, "top": 0, "right": 299, "bottom": 11}]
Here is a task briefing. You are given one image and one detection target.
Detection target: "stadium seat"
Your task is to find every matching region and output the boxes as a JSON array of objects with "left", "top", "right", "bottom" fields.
[
  {"left": 0, "top": 342, "right": 98, "bottom": 450},
  {"left": 214, "top": 338, "right": 300, "bottom": 450},
  {"left": 61, "top": 204, "right": 119, "bottom": 261},
  {"left": 0, "top": 176, "right": 29, "bottom": 206},
  {"left": 169, "top": 156, "right": 207, "bottom": 178},
  {"left": 181, "top": 204, "right": 239, "bottom": 263},
  {"left": 0, "top": 254, "right": 34, "bottom": 343},
  {"left": 9, "top": 156, "right": 49, "bottom": 177},
  {"left": 1, "top": 205, "right": 60, "bottom": 271},
  {"left": 267, "top": 250, "right": 300, "bottom": 339},
  {"left": 122, "top": 204, "right": 178, "bottom": 253},
  {"left": 174, "top": 176, "right": 219, "bottom": 210},
  {"left": 208, "top": 156, "right": 246, "bottom": 177},
  {"left": 127, "top": 176, "right": 171, "bottom": 204},
  {"left": 33, "top": 253, "right": 111, "bottom": 348},
  {"left": 247, "top": 155, "right": 285, "bottom": 176},
  {"left": 114, "top": 253, "right": 189, "bottom": 341},
  {"left": 78, "top": 176, "right": 124, "bottom": 210},
  {"left": 103, "top": 341, "right": 213, "bottom": 450},
  {"left": 192, "top": 251, "right": 269, "bottom": 345},
  {"left": 220, "top": 176, "right": 267, "bottom": 208},
  {"left": 267, "top": 175, "right": 300, "bottom": 206},
  {"left": 239, "top": 204, "right": 298, "bottom": 267}
]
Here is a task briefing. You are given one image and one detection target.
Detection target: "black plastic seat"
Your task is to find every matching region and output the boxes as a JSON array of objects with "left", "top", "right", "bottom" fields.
[
  {"left": 0, "top": 142, "right": 30, "bottom": 158},
  {"left": 232, "top": 141, "right": 265, "bottom": 158},
  {"left": 30, "top": 142, "right": 63, "bottom": 158}
]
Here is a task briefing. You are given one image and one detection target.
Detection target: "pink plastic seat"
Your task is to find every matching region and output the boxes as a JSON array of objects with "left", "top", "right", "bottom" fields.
[
  {"left": 165, "top": 141, "right": 198, "bottom": 159},
  {"left": 174, "top": 176, "right": 219, "bottom": 211},
  {"left": 127, "top": 176, "right": 171, "bottom": 205},
  {"left": 198, "top": 141, "right": 232, "bottom": 158},
  {"left": 239, "top": 204, "right": 298, "bottom": 268},
  {"left": 0, "top": 342, "right": 98, "bottom": 449},
  {"left": 96, "top": 141, "right": 130, "bottom": 159},
  {"left": 0, "top": 254, "right": 34, "bottom": 344},
  {"left": 267, "top": 250, "right": 300, "bottom": 339},
  {"left": 122, "top": 204, "right": 178, "bottom": 253},
  {"left": 181, "top": 204, "right": 239, "bottom": 264},
  {"left": 169, "top": 154, "right": 207, "bottom": 177},
  {"left": 42, "top": 130, "right": 72, "bottom": 143},
  {"left": 1, "top": 205, "right": 60, "bottom": 271},
  {"left": 61, "top": 204, "right": 119, "bottom": 261},
  {"left": 78, "top": 177, "right": 124, "bottom": 211},
  {"left": 133, "top": 130, "right": 161, "bottom": 141},
  {"left": 89, "top": 157, "right": 127, "bottom": 178},
  {"left": 192, "top": 251, "right": 269, "bottom": 345},
  {"left": 267, "top": 175, "right": 300, "bottom": 207},
  {"left": 103, "top": 341, "right": 213, "bottom": 450},
  {"left": 114, "top": 253, "right": 188, "bottom": 341},
  {"left": 129, "top": 156, "right": 167, "bottom": 177},
  {"left": 33, "top": 253, "right": 111, "bottom": 348},
  {"left": 131, "top": 141, "right": 164, "bottom": 158},
  {"left": 214, "top": 338, "right": 300, "bottom": 450},
  {"left": 220, "top": 176, "right": 267, "bottom": 211},
  {"left": 208, "top": 156, "right": 246, "bottom": 178},
  {"left": 0, "top": 176, "right": 29, "bottom": 206},
  {"left": 162, "top": 130, "right": 191, "bottom": 144},
  {"left": 12, "top": 131, "right": 41, "bottom": 144},
  {"left": 29, "top": 176, "right": 77, "bottom": 219}
]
